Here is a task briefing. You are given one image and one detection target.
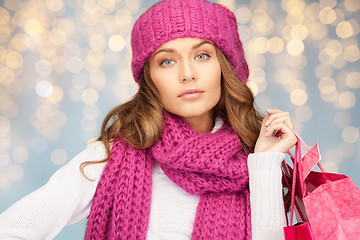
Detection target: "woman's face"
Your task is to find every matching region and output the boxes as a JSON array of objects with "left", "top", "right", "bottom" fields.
[{"left": 149, "top": 38, "right": 222, "bottom": 129}]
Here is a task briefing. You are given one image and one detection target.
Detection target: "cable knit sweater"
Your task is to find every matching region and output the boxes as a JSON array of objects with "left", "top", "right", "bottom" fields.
[{"left": 0, "top": 119, "right": 287, "bottom": 239}]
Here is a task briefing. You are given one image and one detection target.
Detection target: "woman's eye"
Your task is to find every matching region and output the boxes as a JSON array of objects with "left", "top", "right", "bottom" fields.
[
  {"left": 195, "top": 53, "right": 210, "bottom": 60},
  {"left": 160, "top": 59, "right": 175, "bottom": 67}
]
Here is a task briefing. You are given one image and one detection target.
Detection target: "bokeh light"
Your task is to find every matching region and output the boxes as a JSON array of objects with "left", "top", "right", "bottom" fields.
[
  {"left": 12, "top": 147, "right": 28, "bottom": 163},
  {"left": 5, "top": 51, "right": 23, "bottom": 69},
  {"left": 0, "top": 117, "right": 11, "bottom": 137},
  {"left": 342, "top": 126, "right": 359, "bottom": 143},
  {"left": 336, "top": 91, "right": 356, "bottom": 109},
  {"left": 82, "top": 88, "right": 99, "bottom": 105},
  {"left": 36, "top": 80, "right": 54, "bottom": 98},
  {"left": 346, "top": 72, "right": 360, "bottom": 88},
  {"left": 343, "top": 45, "right": 360, "bottom": 62},
  {"left": 336, "top": 21, "right": 354, "bottom": 39},
  {"left": 7, "top": 165, "right": 24, "bottom": 181},
  {"left": 268, "top": 37, "right": 284, "bottom": 54},
  {"left": 235, "top": 6, "right": 252, "bottom": 24},
  {"left": 287, "top": 39, "right": 304, "bottom": 56},
  {"left": 108, "top": 35, "right": 125, "bottom": 52},
  {"left": 0, "top": 153, "right": 10, "bottom": 167},
  {"left": 50, "top": 148, "right": 68, "bottom": 166},
  {"left": 319, "top": 7, "right": 336, "bottom": 25}
]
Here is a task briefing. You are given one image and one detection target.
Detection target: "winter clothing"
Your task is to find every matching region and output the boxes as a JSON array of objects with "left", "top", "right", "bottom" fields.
[
  {"left": 131, "top": 0, "right": 249, "bottom": 83},
  {"left": 85, "top": 113, "right": 251, "bottom": 239}
]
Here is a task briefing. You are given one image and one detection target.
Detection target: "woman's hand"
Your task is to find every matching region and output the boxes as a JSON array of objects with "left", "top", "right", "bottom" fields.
[{"left": 254, "top": 108, "right": 297, "bottom": 153}]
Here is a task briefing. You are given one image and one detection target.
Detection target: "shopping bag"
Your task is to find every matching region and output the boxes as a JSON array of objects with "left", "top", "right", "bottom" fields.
[
  {"left": 283, "top": 222, "right": 314, "bottom": 240},
  {"left": 283, "top": 131, "right": 360, "bottom": 240},
  {"left": 282, "top": 134, "right": 315, "bottom": 240}
]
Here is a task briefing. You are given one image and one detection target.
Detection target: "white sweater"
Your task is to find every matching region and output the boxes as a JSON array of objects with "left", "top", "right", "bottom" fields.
[{"left": 0, "top": 123, "right": 287, "bottom": 240}]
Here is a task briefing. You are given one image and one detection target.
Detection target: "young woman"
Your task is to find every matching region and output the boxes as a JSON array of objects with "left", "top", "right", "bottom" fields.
[{"left": 0, "top": 0, "right": 297, "bottom": 239}]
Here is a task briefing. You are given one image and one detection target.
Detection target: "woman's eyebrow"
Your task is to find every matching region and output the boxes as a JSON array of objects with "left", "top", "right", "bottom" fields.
[
  {"left": 152, "top": 40, "right": 214, "bottom": 57},
  {"left": 191, "top": 40, "right": 213, "bottom": 49},
  {"left": 153, "top": 48, "right": 175, "bottom": 57}
]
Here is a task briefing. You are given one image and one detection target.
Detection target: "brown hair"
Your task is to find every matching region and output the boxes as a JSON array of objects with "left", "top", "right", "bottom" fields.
[
  {"left": 214, "top": 48, "right": 263, "bottom": 153},
  {"left": 80, "top": 47, "right": 263, "bottom": 180}
]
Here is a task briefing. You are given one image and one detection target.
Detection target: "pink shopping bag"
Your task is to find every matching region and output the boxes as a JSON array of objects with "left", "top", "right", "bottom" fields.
[
  {"left": 282, "top": 131, "right": 360, "bottom": 240},
  {"left": 282, "top": 132, "right": 314, "bottom": 240}
]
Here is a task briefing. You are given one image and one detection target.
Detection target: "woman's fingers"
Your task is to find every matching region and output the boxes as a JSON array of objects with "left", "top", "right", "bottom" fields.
[
  {"left": 265, "top": 116, "right": 293, "bottom": 132},
  {"left": 265, "top": 109, "right": 294, "bottom": 130},
  {"left": 267, "top": 123, "right": 297, "bottom": 152},
  {"left": 255, "top": 123, "right": 297, "bottom": 153},
  {"left": 255, "top": 108, "right": 298, "bottom": 153},
  {"left": 265, "top": 122, "right": 293, "bottom": 137}
]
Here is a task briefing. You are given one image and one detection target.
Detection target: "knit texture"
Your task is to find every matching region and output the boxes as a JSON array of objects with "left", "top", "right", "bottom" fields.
[
  {"left": 131, "top": 0, "right": 249, "bottom": 84},
  {"left": 85, "top": 113, "right": 251, "bottom": 239}
]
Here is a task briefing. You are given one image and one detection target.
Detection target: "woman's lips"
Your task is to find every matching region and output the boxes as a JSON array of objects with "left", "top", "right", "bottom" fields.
[{"left": 178, "top": 89, "right": 204, "bottom": 100}]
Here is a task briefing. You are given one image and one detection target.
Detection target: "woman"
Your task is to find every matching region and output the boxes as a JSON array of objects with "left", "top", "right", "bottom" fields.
[{"left": 0, "top": 0, "right": 296, "bottom": 239}]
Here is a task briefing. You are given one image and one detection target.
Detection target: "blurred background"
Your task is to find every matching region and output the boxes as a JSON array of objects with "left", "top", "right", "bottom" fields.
[{"left": 0, "top": 0, "right": 359, "bottom": 238}]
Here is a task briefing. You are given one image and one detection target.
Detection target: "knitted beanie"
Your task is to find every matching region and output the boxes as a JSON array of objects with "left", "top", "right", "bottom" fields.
[{"left": 131, "top": 0, "right": 249, "bottom": 84}]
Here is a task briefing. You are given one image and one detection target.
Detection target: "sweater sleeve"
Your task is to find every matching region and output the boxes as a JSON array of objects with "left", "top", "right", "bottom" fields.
[
  {"left": 0, "top": 141, "right": 107, "bottom": 240},
  {"left": 248, "top": 152, "right": 287, "bottom": 240}
]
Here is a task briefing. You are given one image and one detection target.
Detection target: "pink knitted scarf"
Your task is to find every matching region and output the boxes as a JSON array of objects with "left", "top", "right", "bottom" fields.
[{"left": 85, "top": 113, "right": 251, "bottom": 239}]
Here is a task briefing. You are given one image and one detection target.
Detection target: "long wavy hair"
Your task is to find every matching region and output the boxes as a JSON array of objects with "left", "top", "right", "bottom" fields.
[{"left": 80, "top": 47, "right": 263, "bottom": 180}]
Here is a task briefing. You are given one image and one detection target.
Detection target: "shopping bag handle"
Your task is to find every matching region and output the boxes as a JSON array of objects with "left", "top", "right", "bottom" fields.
[
  {"left": 290, "top": 130, "right": 325, "bottom": 177},
  {"left": 289, "top": 136, "right": 302, "bottom": 226},
  {"left": 282, "top": 155, "right": 307, "bottom": 226},
  {"left": 283, "top": 130, "right": 325, "bottom": 226}
]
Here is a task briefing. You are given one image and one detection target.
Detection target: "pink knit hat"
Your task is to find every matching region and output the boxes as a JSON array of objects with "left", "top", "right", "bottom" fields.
[{"left": 131, "top": 0, "right": 249, "bottom": 84}]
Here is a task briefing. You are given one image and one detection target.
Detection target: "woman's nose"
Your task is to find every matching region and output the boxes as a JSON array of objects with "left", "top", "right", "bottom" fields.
[{"left": 179, "top": 60, "right": 198, "bottom": 83}]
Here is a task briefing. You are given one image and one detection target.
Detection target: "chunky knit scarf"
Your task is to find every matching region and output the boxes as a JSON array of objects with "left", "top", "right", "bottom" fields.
[{"left": 85, "top": 113, "right": 251, "bottom": 239}]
